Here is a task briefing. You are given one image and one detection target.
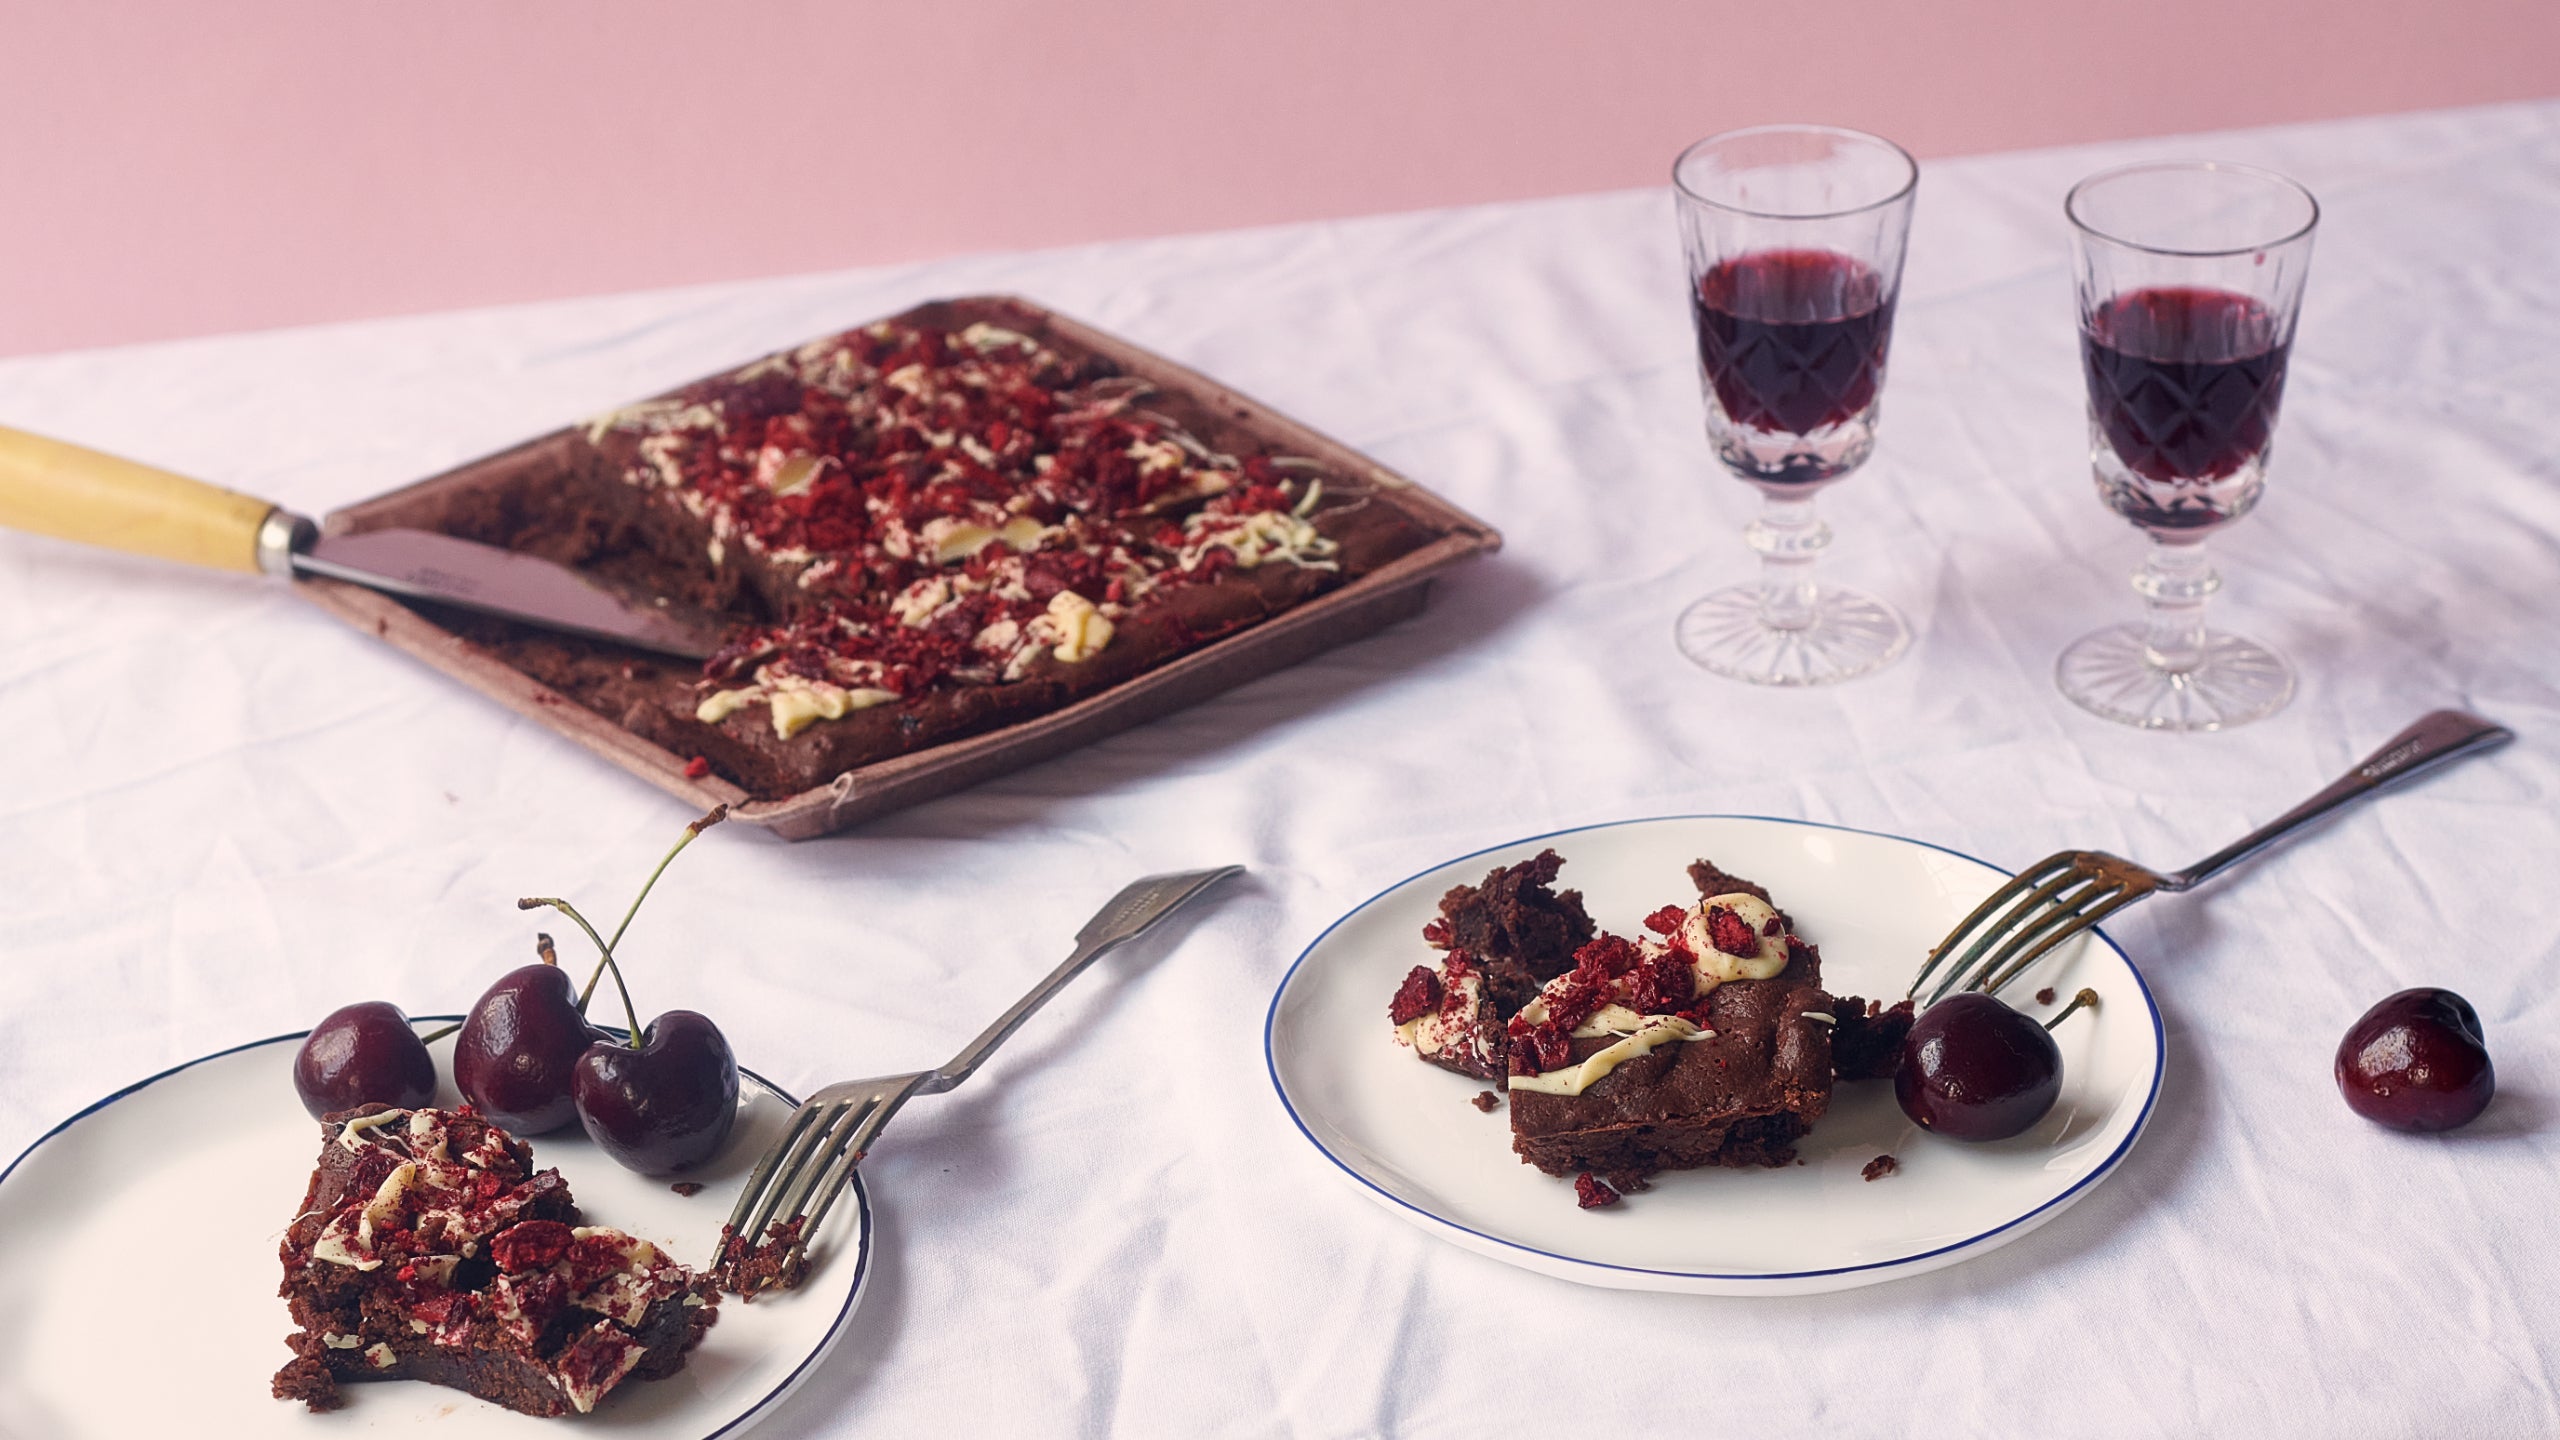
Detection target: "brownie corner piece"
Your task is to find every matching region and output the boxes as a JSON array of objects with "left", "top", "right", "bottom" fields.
[{"left": 1433, "top": 848, "right": 1596, "bottom": 983}]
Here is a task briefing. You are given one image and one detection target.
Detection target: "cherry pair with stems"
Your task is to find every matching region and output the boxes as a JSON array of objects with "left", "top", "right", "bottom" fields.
[{"left": 292, "top": 809, "right": 738, "bottom": 1176}]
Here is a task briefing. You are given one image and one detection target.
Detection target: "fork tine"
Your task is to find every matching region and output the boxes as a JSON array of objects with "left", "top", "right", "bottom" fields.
[
  {"left": 724, "top": 1100, "right": 824, "bottom": 1236},
  {"left": 1910, "top": 856, "right": 2082, "bottom": 1003},
  {"left": 1972, "top": 884, "right": 2146, "bottom": 998},
  {"left": 784, "top": 1124, "right": 875, "bottom": 1268},
  {"left": 768, "top": 1096, "right": 875, "bottom": 1233},
  {"left": 1923, "top": 874, "right": 2116, "bottom": 1006},
  {"left": 737, "top": 1099, "right": 851, "bottom": 1245}
]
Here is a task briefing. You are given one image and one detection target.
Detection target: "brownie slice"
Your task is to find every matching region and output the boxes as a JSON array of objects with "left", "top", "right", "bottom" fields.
[
  {"left": 1509, "top": 976, "right": 1837, "bottom": 1184},
  {"left": 273, "top": 1105, "right": 718, "bottom": 1417}
]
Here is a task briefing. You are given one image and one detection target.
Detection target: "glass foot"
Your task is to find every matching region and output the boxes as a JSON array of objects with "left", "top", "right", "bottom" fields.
[
  {"left": 1674, "top": 584, "right": 1909, "bottom": 686},
  {"left": 2055, "top": 622, "right": 2293, "bottom": 731}
]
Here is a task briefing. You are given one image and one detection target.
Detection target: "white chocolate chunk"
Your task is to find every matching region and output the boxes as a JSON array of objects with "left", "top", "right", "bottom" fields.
[{"left": 696, "top": 688, "right": 762, "bottom": 724}]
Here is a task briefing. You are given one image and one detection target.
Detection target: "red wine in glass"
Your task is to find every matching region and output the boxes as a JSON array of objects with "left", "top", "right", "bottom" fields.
[
  {"left": 2081, "top": 286, "right": 2290, "bottom": 531},
  {"left": 1692, "top": 249, "right": 1894, "bottom": 484}
]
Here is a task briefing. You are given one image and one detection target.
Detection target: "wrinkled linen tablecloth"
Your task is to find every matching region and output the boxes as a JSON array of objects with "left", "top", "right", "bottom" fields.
[{"left": 4, "top": 100, "right": 2557, "bottom": 1438}]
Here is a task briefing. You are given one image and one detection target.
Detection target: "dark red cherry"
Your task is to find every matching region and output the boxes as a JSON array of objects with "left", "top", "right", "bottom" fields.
[
  {"left": 2335, "top": 987, "right": 2494, "bottom": 1133},
  {"left": 454, "top": 964, "right": 607, "bottom": 1134},
  {"left": 293, "top": 1001, "right": 437, "bottom": 1120},
  {"left": 1895, "top": 992, "right": 2062, "bottom": 1141},
  {"left": 571, "top": 1011, "right": 740, "bottom": 1174}
]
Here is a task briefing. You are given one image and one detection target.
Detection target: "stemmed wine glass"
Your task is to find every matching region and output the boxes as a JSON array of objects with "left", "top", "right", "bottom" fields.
[
  {"left": 2058, "top": 160, "right": 2317, "bottom": 730},
  {"left": 1671, "top": 125, "right": 1918, "bottom": 685}
]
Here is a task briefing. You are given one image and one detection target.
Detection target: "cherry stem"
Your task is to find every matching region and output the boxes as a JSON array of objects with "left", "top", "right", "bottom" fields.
[
  {"left": 534, "top": 933, "right": 558, "bottom": 966},
  {"left": 417, "top": 1021, "right": 461, "bottom": 1044},
  {"left": 518, "top": 896, "right": 616, "bottom": 1012},
  {"left": 591, "top": 947, "right": 646, "bottom": 1049},
  {"left": 590, "top": 805, "right": 730, "bottom": 997},
  {"left": 2045, "top": 988, "right": 2101, "bottom": 1031}
]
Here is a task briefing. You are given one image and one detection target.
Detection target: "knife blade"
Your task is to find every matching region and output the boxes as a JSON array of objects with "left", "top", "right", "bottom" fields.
[
  {"left": 295, "top": 527, "right": 727, "bottom": 660},
  {"left": 0, "top": 424, "right": 729, "bottom": 662}
]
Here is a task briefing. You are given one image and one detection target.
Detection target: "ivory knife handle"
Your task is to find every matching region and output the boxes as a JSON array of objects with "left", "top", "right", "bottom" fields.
[{"left": 0, "top": 423, "right": 282, "bottom": 574}]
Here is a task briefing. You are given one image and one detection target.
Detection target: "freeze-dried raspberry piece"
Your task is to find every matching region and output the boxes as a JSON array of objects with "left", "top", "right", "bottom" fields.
[
  {"left": 1627, "top": 951, "right": 1695, "bottom": 1015},
  {"left": 1705, "top": 904, "right": 1762, "bottom": 958},
  {"left": 1508, "top": 1016, "right": 1576, "bottom": 1076},
  {"left": 490, "top": 1219, "right": 575, "bottom": 1274},
  {"left": 1571, "top": 933, "right": 1642, "bottom": 980},
  {"left": 1573, "top": 1172, "right": 1621, "bottom": 1209},
  {"left": 1388, "top": 966, "right": 1442, "bottom": 1026},
  {"left": 1641, "top": 905, "right": 1687, "bottom": 936}
]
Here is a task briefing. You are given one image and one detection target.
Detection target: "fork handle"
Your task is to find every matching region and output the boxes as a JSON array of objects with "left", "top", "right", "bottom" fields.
[
  {"left": 919, "top": 937, "right": 1118, "bottom": 1095},
  {"left": 2167, "top": 709, "right": 2514, "bottom": 891}
]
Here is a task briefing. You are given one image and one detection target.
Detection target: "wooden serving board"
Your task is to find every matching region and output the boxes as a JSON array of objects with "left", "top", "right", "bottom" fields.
[{"left": 296, "top": 297, "right": 1500, "bottom": 840}]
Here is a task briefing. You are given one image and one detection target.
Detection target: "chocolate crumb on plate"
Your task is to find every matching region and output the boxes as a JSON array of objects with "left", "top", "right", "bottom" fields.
[
  {"left": 2036, "top": 987, "right": 2057, "bottom": 1005},
  {"left": 1863, "top": 1154, "right": 1899, "bottom": 1182},
  {"left": 1471, "top": 1091, "right": 1501, "bottom": 1113},
  {"left": 670, "top": 1180, "right": 705, "bottom": 1197}
]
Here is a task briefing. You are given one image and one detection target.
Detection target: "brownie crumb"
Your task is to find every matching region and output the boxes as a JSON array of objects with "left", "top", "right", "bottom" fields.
[
  {"left": 713, "top": 1219, "right": 810, "bottom": 1299},
  {"left": 271, "top": 1343, "right": 345, "bottom": 1412},
  {"left": 2036, "top": 987, "right": 2057, "bottom": 1005},
  {"left": 670, "top": 1181, "right": 705, "bottom": 1197},
  {"left": 1471, "top": 1091, "right": 1501, "bottom": 1113},
  {"left": 1863, "top": 1154, "right": 1900, "bottom": 1182},
  {"left": 1830, "top": 997, "right": 1915, "bottom": 1082},
  {"left": 1573, "top": 1172, "right": 1622, "bottom": 1209}
]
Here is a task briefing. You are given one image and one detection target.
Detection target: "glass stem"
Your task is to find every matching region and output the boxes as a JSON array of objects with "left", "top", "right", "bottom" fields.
[
  {"left": 1745, "top": 492, "right": 1829, "bottom": 632},
  {"left": 2132, "top": 534, "right": 2220, "bottom": 674}
]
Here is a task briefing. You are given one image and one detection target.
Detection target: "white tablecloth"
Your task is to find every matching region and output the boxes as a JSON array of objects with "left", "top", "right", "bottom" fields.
[{"left": 5, "top": 100, "right": 2558, "bottom": 1438}]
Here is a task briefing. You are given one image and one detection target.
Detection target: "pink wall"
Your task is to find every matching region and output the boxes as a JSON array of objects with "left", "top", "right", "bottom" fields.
[{"left": 3, "top": 0, "right": 2553, "bottom": 357}]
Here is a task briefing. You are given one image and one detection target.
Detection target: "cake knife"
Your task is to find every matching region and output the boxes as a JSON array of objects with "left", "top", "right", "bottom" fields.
[{"left": 0, "top": 423, "right": 727, "bottom": 660}]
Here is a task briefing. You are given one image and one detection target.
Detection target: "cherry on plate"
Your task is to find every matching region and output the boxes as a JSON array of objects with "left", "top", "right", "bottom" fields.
[
  {"left": 572, "top": 1010, "right": 740, "bottom": 1175},
  {"left": 1895, "top": 992, "right": 2062, "bottom": 1142},
  {"left": 2335, "top": 987, "right": 2494, "bottom": 1133},
  {"left": 454, "top": 963, "right": 608, "bottom": 1134},
  {"left": 293, "top": 1001, "right": 438, "bottom": 1119}
]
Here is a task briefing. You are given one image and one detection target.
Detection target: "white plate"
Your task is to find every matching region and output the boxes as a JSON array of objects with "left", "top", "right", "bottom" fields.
[
  {"left": 0, "top": 1022, "right": 868, "bottom": 1435},
  {"left": 1266, "top": 816, "right": 2164, "bottom": 1295}
]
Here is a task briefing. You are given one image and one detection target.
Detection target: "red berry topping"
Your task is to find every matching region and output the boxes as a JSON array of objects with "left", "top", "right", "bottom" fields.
[
  {"left": 1574, "top": 1172, "right": 1621, "bottom": 1209},
  {"left": 490, "top": 1219, "right": 575, "bottom": 1274},
  {"left": 1704, "top": 905, "right": 1761, "bottom": 958},
  {"left": 1389, "top": 966, "right": 1443, "bottom": 1026},
  {"left": 1641, "top": 905, "right": 1686, "bottom": 937},
  {"left": 1540, "top": 972, "right": 1610, "bottom": 1035},
  {"left": 683, "top": 756, "right": 712, "bottom": 779},
  {"left": 1508, "top": 1016, "right": 1577, "bottom": 1075},
  {"left": 1420, "top": 918, "right": 1452, "bottom": 948},
  {"left": 1628, "top": 952, "right": 1695, "bottom": 1015},
  {"left": 1764, "top": 915, "right": 1787, "bottom": 936},
  {"left": 1571, "top": 933, "right": 1641, "bottom": 980}
]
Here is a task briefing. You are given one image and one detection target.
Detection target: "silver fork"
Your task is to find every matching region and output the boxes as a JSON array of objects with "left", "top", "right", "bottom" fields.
[
  {"left": 717, "top": 865, "right": 1244, "bottom": 1294},
  {"left": 1908, "top": 710, "right": 2512, "bottom": 1008}
]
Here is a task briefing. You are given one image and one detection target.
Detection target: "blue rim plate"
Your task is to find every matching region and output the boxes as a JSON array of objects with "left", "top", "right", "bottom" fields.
[
  {"left": 1265, "top": 816, "right": 2164, "bottom": 1295},
  {"left": 0, "top": 1019, "right": 868, "bottom": 1435}
]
